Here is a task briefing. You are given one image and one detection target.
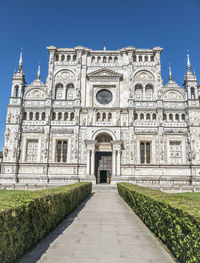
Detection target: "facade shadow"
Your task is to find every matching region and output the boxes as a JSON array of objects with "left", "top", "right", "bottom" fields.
[{"left": 18, "top": 193, "right": 94, "bottom": 263}]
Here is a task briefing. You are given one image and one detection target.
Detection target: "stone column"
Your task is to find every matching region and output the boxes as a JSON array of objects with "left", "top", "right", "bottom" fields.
[
  {"left": 112, "top": 150, "right": 116, "bottom": 176},
  {"left": 86, "top": 150, "right": 91, "bottom": 176},
  {"left": 91, "top": 149, "right": 95, "bottom": 176},
  {"left": 117, "top": 150, "right": 121, "bottom": 176},
  {"left": 85, "top": 140, "right": 96, "bottom": 177},
  {"left": 112, "top": 141, "right": 122, "bottom": 177}
]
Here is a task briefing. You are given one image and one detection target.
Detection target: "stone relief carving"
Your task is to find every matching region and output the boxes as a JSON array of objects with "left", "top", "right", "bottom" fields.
[
  {"left": 133, "top": 70, "right": 155, "bottom": 81},
  {"left": 55, "top": 70, "right": 75, "bottom": 80},
  {"left": 25, "top": 89, "right": 47, "bottom": 100}
]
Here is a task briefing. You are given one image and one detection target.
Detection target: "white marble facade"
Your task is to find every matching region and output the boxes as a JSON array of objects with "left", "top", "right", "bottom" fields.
[{"left": 1, "top": 45, "right": 200, "bottom": 187}]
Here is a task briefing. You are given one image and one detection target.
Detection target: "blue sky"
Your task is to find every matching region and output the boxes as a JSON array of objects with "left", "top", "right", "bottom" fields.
[{"left": 0, "top": 0, "right": 200, "bottom": 149}]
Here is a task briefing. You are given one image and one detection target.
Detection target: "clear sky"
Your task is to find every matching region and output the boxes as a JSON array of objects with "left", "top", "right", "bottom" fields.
[{"left": 0, "top": 0, "right": 200, "bottom": 150}]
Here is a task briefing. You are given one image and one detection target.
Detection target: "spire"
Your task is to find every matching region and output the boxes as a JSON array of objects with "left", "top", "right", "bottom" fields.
[
  {"left": 104, "top": 41, "right": 106, "bottom": 51},
  {"left": 18, "top": 49, "right": 23, "bottom": 72},
  {"left": 169, "top": 66, "right": 172, "bottom": 80},
  {"left": 187, "top": 53, "right": 191, "bottom": 71},
  {"left": 37, "top": 64, "right": 40, "bottom": 80}
]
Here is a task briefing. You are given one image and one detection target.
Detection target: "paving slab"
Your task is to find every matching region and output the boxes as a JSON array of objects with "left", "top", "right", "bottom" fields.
[{"left": 19, "top": 185, "right": 175, "bottom": 263}]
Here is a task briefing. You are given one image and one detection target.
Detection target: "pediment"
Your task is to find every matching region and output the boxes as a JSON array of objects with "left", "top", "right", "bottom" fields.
[
  {"left": 87, "top": 68, "right": 123, "bottom": 80},
  {"left": 24, "top": 88, "right": 47, "bottom": 100},
  {"left": 163, "top": 89, "right": 185, "bottom": 101}
]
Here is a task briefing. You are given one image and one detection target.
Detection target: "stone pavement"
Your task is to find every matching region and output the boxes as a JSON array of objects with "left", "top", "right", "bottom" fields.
[{"left": 19, "top": 185, "right": 175, "bottom": 263}]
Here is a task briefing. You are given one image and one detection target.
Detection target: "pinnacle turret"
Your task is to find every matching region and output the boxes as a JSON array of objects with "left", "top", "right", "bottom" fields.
[
  {"left": 37, "top": 64, "right": 40, "bottom": 80},
  {"left": 169, "top": 66, "right": 172, "bottom": 80},
  {"left": 18, "top": 50, "right": 23, "bottom": 72}
]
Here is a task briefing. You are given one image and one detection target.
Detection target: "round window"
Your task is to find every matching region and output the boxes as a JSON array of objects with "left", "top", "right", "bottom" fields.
[{"left": 96, "top": 89, "right": 113, "bottom": 105}]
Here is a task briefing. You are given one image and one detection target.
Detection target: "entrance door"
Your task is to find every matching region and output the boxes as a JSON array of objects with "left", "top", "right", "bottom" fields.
[
  {"left": 100, "top": 170, "right": 107, "bottom": 183},
  {"left": 95, "top": 152, "right": 112, "bottom": 184}
]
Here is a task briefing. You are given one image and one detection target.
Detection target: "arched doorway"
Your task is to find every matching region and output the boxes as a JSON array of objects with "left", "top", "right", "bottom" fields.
[
  {"left": 95, "top": 133, "right": 112, "bottom": 184},
  {"left": 85, "top": 131, "right": 122, "bottom": 183}
]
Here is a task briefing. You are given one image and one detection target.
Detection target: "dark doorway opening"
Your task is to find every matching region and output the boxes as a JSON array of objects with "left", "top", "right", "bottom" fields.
[
  {"left": 100, "top": 170, "right": 107, "bottom": 183},
  {"left": 95, "top": 152, "right": 112, "bottom": 184}
]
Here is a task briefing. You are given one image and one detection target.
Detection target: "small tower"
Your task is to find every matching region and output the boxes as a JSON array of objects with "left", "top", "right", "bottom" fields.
[
  {"left": 184, "top": 54, "right": 198, "bottom": 100},
  {"left": 10, "top": 51, "right": 26, "bottom": 104}
]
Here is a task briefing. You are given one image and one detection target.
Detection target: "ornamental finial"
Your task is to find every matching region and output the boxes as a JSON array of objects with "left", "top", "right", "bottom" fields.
[
  {"left": 187, "top": 52, "right": 191, "bottom": 71},
  {"left": 18, "top": 48, "right": 23, "bottom": 72},
  {"left": 104, "top": 41, "right": 106, "bottom": 51},
  {"left": 169, "top": 66, "right": 172, "bottom": 80},
  {"left": 37, "top": 61, "right": 41, "bottom": 80}
]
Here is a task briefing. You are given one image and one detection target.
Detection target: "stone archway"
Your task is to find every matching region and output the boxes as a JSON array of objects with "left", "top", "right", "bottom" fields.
[{"left": 85, "top": 131, "right": 122, "bottom": 183}]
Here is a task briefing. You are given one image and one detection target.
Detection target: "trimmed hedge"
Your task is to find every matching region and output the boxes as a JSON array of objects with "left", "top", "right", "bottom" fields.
[
  {"left": 117, "top": 183, "right": 200, "bottom": 263},
  {"left": 0, "top": 182, "right": 92, "bottom": 263}
]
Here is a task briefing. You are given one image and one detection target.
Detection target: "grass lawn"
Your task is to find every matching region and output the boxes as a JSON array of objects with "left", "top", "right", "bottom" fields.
[{"left": 174, "top": 192, "right": 200, "bottom": 202}]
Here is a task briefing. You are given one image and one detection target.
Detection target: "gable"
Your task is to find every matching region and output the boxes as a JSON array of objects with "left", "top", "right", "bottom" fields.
[
  {"left": 24, "top": 88, "right": 47, "bottom": 100},
  {"left": 163, "top": 90, "right": 184, "bottom": 101},
  {"left": 87, "top": 68, "right": 123, "bottom": 80}
]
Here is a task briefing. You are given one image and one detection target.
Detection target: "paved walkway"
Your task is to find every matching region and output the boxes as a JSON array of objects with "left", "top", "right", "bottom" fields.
[{"left": 19, "top": 185, "right": 175, "bottom": 263}]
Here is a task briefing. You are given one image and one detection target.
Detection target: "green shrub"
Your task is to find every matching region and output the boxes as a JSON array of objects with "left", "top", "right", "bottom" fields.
[
  {"left": 117, "top": 182, "right": 200, "bottom": 263},
  {"left": 0, "top": 182, "right": 92, "bottom": 263}
]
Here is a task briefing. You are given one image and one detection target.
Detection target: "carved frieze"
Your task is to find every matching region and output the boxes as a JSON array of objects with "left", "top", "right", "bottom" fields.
[{"left": 51, "top": 128, "right": 74, "bottom": 134}]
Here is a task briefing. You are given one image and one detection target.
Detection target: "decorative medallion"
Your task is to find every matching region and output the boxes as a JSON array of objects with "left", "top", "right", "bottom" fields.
[{"left": 96, "top": 89, "right": 113, "bottom": 105}]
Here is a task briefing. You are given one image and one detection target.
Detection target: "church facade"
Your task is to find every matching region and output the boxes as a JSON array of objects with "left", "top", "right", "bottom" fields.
[{"left": 1, "top": 45, "right": 200, "bottom": 189}]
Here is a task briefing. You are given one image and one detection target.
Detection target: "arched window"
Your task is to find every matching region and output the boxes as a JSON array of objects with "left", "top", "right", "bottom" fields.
[
  {"left": 145, "top": 56, "right": 148, "bottom": 62},
  {"left": 55, "top": 54, "right": 59, "bottom": 61},
  {"left": 14, "top": 85, "right": 19, "bottom": 97},
  {"left": 97, "top": 113, "right": 100, "bottom": 121},
  {"left": 175, "top": 114, "right": 179, "bottom": 121},
  {"left": 114, "top": 56, "right": 118, "bottom": 63},
  {"left": 97, "top": 56, "right": 101, "bottom": 63},
  {"left": 140, "top": 141, "right": 151, "bottom": 164},
  {"left": 96, "top": 133, "right": 112, "bottom": 143},
  {"left": 91, "top": 56, "right": 95, "bottom": 63},
  {"left": 140, "top": 113, "right": 144, "bottom": 120},
  {"left": 146, "top": 113, "right": 150, "bottom": 120},
  {"left": 42, "top": 112, "right": 45, "bottom": 120},
  {"left": 191, "top": 87, "right": 195, "bottom": 99},
  {"left": 140, "top": 142, "right": 145, "bottom": 163},
  {"left": 146, "top": 85, "right": 153, "bottom": 100},
  {"left": 63, "top": 141, "right": 67, "bottom": 162},
  {"left": 139, "top": 56, "right": 142, "bottom": 62},
  {"left": 70, "top": 112, "right": 74, "bottom": 121},
  {"left": 61, "top": 55, "right": 65, "bottom": 61},
  {"left": 52, "top": 112, "right": 56, "bottom": 121},
  {"left": 102, "top": 112, "right": 106, "bottom": 121},
  {"left": 133, "top": 56, "right": 136, "bottom": 62},
  {"left": 169, "top": 114, "right": 173, "bottom": 121},
  {"left": 163, "top": 113, "right": 167, "bottom": 120},
  {"left": 108, "top": 56, "right": 112, "bottom": 63},
  {"left": 73, "top": 55, "right": 76, "bottom": 61},
  {"left": 64, "top": 112, "right": 68, "bottom": 120},
  {"left": 29, "top": 112, "right": 33, "bottom": 120},
  {"left": 152, "top": 113, "right": 156, "bottom": 120},
  {"left": 23, "top": 112, "right": 27, "bottom": 120},
  {"left": 67, "top": 55, "right": 71, "bottom": 61},
  {"left": 66, "top": 83, "right": 74, "bottom": 99},
  {"left": 150, "top": 56, "right": 154, "bottom": 62},
  {"left": 58, "top": 112, "right": 62, "bottom": 121},
  {"left": 55, "top": 84, "right": 63, "bottom": 100},
  {"left": 134, "top": 113, "right": 138, "bottom": 120},
  {"left": 103, "top": 56, "right": 106, "bottom": 63},
  {"left": 108, "top": 112, "right": 112, "bottom": 121},
  {"left": 135, "top": 84, "right": 143, "bottom": 100},
  {"left": 56, "top": 141, "right": 62, "bottom": 162},
  {"left": 35, "top": 112, "right": 39, "bottom": 120},
  {"left": 182, "top": 113, "right": 185, "bottom": 121}
]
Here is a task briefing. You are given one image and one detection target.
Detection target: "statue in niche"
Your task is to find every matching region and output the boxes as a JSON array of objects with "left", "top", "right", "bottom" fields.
[
  {"left": 5, "top": 128, "right": 10, "bottom": 141},
  {"left": 4, "top": 147, "right": 8, "bottom": 158},
  {"left": 7, "top": 113, "right": 11, "bottom": 123}
]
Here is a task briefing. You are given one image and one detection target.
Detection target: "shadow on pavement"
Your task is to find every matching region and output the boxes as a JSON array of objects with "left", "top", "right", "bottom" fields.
[{"left": 18, "top": 193, "right": 94, "bottom": 263}]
